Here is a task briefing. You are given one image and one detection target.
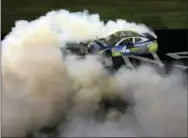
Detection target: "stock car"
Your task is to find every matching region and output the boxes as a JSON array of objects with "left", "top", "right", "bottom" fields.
[
  {"left": 64, "top": 30, "right": 158, "bottom": 58},
  {"left": 87, "top": 31, "right": 158, "bottom": 57}
]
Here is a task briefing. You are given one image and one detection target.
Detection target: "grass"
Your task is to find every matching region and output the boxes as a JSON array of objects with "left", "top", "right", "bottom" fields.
[{"left": 2, "top": 0, "right": 188, "bottom": 34}]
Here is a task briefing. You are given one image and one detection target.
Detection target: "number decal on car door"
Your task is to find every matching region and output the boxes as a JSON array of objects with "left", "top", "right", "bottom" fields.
[{"left": 121, "top": 46, "right": 127, "bottom": 53}]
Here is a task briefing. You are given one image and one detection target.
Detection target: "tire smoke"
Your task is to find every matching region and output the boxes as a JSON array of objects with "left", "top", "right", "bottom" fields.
[{"left": 1, "top": 9, "right": 187, "bottom": 137}]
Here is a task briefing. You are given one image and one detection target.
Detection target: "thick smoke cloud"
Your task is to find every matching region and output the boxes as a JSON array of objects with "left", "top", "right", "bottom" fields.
[{"left": 1, "top": 9, "right": 187, "bottom": 137}]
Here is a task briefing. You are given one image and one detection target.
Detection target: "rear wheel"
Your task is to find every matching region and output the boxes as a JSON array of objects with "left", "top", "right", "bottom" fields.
[{"left": 103, "top": 50, "right": 112, "bottom": 58}]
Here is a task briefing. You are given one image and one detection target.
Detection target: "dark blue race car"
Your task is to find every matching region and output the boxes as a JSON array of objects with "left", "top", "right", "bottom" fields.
[{"left": 86, "top": 31, "right": 158, "bottom": 57}]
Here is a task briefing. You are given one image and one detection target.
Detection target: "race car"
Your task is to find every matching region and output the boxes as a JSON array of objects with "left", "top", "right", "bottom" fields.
[
  {"left": 86, "top": 31, "right": 158, "bottom": 57},
  {"left": 63, "top": 30, "right": 158, "bottom": 58}
]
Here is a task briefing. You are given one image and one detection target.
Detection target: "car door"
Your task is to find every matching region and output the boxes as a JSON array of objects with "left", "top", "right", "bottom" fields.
[{"left": 113, "top": 37, "right": 134, "bottom": 53}]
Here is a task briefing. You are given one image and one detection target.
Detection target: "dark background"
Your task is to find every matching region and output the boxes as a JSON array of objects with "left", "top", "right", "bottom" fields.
[{"left": 2, "top": 0, "right": 188, "bottom": 34}]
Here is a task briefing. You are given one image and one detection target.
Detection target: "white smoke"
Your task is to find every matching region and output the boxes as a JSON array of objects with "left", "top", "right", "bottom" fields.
[{"left": 1, "top": 9, "right": 187, "bottom": 137}]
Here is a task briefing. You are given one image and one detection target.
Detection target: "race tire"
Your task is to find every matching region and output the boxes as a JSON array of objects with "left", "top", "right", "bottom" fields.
[{"left": 103, "top": 50, "right": 112, "bottom": 58}]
